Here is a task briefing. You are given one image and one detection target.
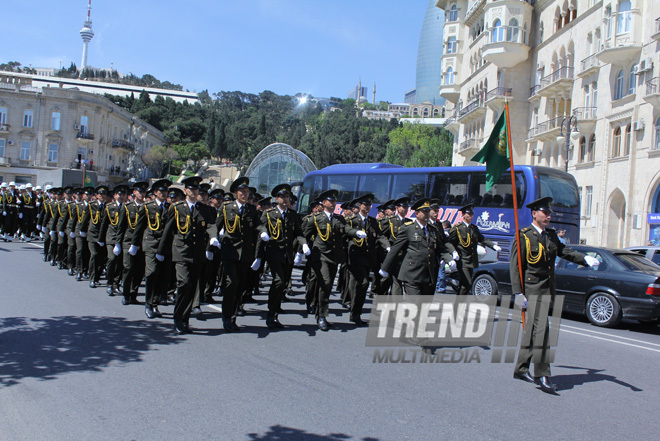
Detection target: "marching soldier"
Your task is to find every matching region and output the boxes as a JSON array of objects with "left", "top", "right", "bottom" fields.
[
  {"left": 19, "top": 183, "right": 37, "bottom": 242},
  {"left": 41, "top": 187, "right": 56, "bottom": 260},
  {"left": 303, "top": 189, "right": 364, "bottom": 331},
  {"left": 118, "top": 181, "right": 149, "bottom": 305},
  {"left": 379, "top": 198, "right": 455, "bottom": 296},
  {"left": 2, "top": 181, "right": 19, "bottom": 241},
  {"left": 87, "top": 185, "right": 109, "bottom": 289},
  {"left": 201, "top": 188, "right": 225, "bottom": 304},
  {"left": 132, "top": 179, "right": 172, "bottom": 318},
  {"left": 74, "top": 187, "right": 93, "bottom": 280},
  {"left": 378, "top": 197, "right": 412, "bottom": 296},
  {"left": 53, "top": 187, "right": 74, "bottom": 269},
  {"left": 46, "top": 188, "right": 63, "bottom": 265},
  {"left": 511, "top": 197, "right": 599, "bottom": 393},
  {"left": 449, "top": 204, "right": 501, "bottom": 295},
  {"left": 100, "top": 185, "right": 128, "bottom": 296},
  {"left": 369, "top": 199, "right": 395, "bottom": 298},
  {"left": 302, "top": 199, "right": 322, "bottom": 314},
  {"left": 213, "top": 177, "right": 261, "bottom": 332},
  {"left": 157, "top": 176, "right": 217, "bottom": 334},
  {"left": 256, "top": 183, "right": 309, "bottom": 329},
  {"left": 64, "top": 188, "right": 79, "bottom": 275}
]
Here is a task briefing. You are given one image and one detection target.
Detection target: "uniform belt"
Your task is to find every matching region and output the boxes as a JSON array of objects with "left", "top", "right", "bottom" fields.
[{"left": 5, "top": 204, "right": 18, "bottom": 207}]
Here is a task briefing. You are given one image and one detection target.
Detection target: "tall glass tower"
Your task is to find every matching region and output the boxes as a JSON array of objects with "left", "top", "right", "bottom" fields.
[{"left": 415, "top": 0, "right": 445, "bottom": 105}]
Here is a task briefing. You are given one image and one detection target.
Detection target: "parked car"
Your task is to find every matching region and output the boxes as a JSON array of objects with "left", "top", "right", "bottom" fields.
[
  {"left": 626, "top": 246, "right": 660, "bottom": 265},
  {"left": 469, "top": 245, "right": 660, "bottom": 327}
]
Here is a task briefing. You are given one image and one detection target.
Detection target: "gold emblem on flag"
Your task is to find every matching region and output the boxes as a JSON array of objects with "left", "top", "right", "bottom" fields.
[{"left": 497, "top": 127, "right": 507, "bottom": 156}]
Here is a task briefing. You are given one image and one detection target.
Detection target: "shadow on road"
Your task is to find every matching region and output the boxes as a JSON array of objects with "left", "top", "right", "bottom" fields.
[
  {"left": 247, "top": 424, "right": 381, "bottom": 441},
  {"left": 0, "top": 316, "right": 183, "bottom": 388},
  {"left": 553, "top": 365, "right": 643, "bottom": 392}
]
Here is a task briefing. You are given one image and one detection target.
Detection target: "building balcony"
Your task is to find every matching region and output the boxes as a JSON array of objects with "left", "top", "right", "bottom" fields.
[
  {"left": 527, "top": 116, "right": 563, "bottom": 142},
  {"left": 572, "top": 107, "right": 598, "bottom": 132},
  {"left": 439, "top": 82, "right": 460, "bottom": 103},
  {"left": 482, "top": 26, "right": 530, "bottom": 68},
  {"left": 0, "top": 83, "right": 17, "bottom": 91},
  {"left": 653, "top": 18, "right": 660, "bottom": 42},
  {"left": 444, "top": 114, "right": 459, "bottom": 135},
  {"left": 111, "top": 139, "right": 135, "bottom": 152},
  {"left": 644, "top": 77, "right": 660, "bottom": 108},
  {"left": 458, "top": 98, "right": 486, "bottom": 123},
  {"left": 75, "top": 131, "right": 95, "bottom": 142},
  {"left": 578, "top": 54, "right": 601, "bottom": 78},
  {"left": 0, "top": 123, "right": 9, "bottom": 133},
  {"left": 457, "top": 137, "right": 482, "bottom": 157},
  {"left": 597, "top": 35, "right": 642, "bottom": 65},
  {"left": 530, "top": 67, "right": 574, "bottom": 99},
  {"left": 485, "top": 87, "right": 512, "bottom": 112}
]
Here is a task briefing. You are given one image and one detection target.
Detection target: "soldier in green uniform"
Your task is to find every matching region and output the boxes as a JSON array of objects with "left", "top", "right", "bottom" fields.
[
  {"left": 132, "top": 179, "right": 172, "bottom": 318},
  {"left": 449, "top": 204, "right": 501, "bottom": 295},
  {"left": 303, "top": 189, "right": 364, "bottom": 331},
  {"left": 19, "top": 183, "right": 37, "bottom": 242},
  {"left": 201, "top": 188, "right": 225, "bottom": 304},
  {"left": 87, "top": 185, "right": 109, "bottom": 289},
  {"left": 338, "top": 199, "right": 357, "bottom": 307},
  {"left": 511, "top": 197, "right": 599, "bottom": 393},
  {"left": 74, "top": 187, "right": 93, "bottom": 280},
  {"left": 40, "top": 187, "right": 56, "bottom": 260},
  {"left": 100, "top": 185, "right": 128, "bottom": 296},
  {"left": 118, "top": 181, "right": 149, "bottom": 305},
  {"left": 378, "top": 197, "right": 412, "bottom": 296},
  {"left": 256, "top": 183, "right": 309, "bottom": 329},
  {"left": 53, "top": 187, "right": 74, "bottom": 269},
  {"left": 368, "top": 200, "right": 393, "bottom": 298},
  {"left": 213, "top": 177, "right": 261, "bottom": 332},
  {"left": 380, "top": 199, "right": 455, "bottom": 296},
  {"left": 157, "top": 177, "right": 216, "bottom": 334},
  {"left": 64, "top": 188, "right": 80, "bottom": 275},
  {"left": 302, "top": 199, "right": 322, "bottom": 314}
]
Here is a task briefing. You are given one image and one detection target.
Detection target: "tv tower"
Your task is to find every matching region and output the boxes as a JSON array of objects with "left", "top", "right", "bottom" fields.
[{"left": 79, "top": 0, "right": 94, "bottom": 73}]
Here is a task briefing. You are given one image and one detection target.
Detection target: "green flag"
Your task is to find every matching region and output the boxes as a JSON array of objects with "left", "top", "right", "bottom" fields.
[{"left": 471, "top": 110, "right": 509, "bottom": 192}]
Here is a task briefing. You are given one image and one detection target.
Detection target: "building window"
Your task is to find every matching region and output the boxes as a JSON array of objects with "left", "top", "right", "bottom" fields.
[
  {"left": 628, "top": 65, "right": 636, "bottom": 95},
  {"left": 492, "top": 19, "right": 503, "bottom": 42},
  {"left": 612, "top": 127, "right": 622, "bottom": 157},
  {"left": 23, "top": 110, "right": 33, "bottom": 128},
  {"left": 624, "top": 123, "right": 631, "bottom": 156},
  {"left": 51, "top": 112, "right": 61, "bottom": 131},
  {"left": 0, "top": 138, "right": 5, "bottom": 157},
  {"left": 614, "top": 70, "right": 624, "bottom": 100},
  {"left": 588, "top": 134, "right": 595, "bottom": 162},
  {"left": 655, "top": 117, "right": 660, "bottom": 151},
  {"left": 507, "top": 18, "right": 519, "bottom": 42},
  {"left": 445, "top": 67, "right": 454, "bottom": 85},
  {"left": 592, "top": 81, "right": 598, "bottom": 108},
  {"left": 579, "top": 136, "right": 586, "bottom": 162},
  {"left": 448, "top": 5, "right": 458, "bottom": 22},
  {"left": 80, "top": 115, "right": 89, "bottom": 134},
  {"left": 446, "top": 36, "right": 457, "bottom": 54},
  {"left": 585, "top": 186, "right": 593, "bottom": 217},
  {"left": 20, "top": 141, "right": 30, "bottom": 160},
  {"left": 47, "top": 143, "right": 59, "bottom": 163},
  {"left": 617, "top": 1, "right": 631, "bottom": 35},
  {"left": 0, "top": 107, "right": 7, "bottom": 124}
]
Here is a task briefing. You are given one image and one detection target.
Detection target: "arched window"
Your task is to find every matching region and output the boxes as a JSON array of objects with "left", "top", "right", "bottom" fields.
[
  {"left": 624, "top": 124, "right": 632, "bottom": 156},
  {"left": 445, "top": 67, "right": 454, "bottom": 85},
  {"left": 579, "top": 136, "right": 586, "bottom": 163},
  {"left": 588, "top": 134, "right": 595, "bottom": 162},
  {"left": 628, "top": 65, "right": 636, "bottom": 95},
  {"left": 492, "top": 19, "right": 503, "bottom": 42},
  {"left": 614, "top": 70, "right": 624, "bottom": 100},
  {"left": 507, "top": 18, "right": 519, "bottom": 42},
  {"left": 655, "top": 117, "right": 660, "bottom": 151},
  {"left": 617, "top": 1, "right": 631, "bottom": 34},
  {"left": 612, "top": 126, "right": 622, "bottom": 157},
  {"left": 449, "top": 4, "right": 458, "bottom": 22}
]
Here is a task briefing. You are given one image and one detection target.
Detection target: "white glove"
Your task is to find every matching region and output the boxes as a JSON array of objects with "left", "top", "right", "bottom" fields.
[
  {"left": 128, "top": 245, "right": 138, "bottom": 256},
  {"left": 493, "top": 245, "right": 502, "bottom": 252},
  {"left": 250, "top": 258, "right": 261, "bottom": 271},
  {"left": 356, "top": 230, "right": 367, "bottom": 239},
  {"left": 218, "top": 228, "right": 225, "bottom": 238},
  {"left": 448, "top": 260, "right": 457, "bottom": 272},
  {"left": 477, "top": 245, "right": 487, "bottom": 257},
  {"left": 17, "top": 199, "right": 21, "bottom": 205},
  {"left": 209, "top": 237, "right": 220, "bottom": 248},
  {"left": 378, "top": 269, "right": 389, "bottom": 278},
  {"left": 515, "top": 293, "right": 528, "bottom": 309},
  {"left": 3, "top": 211, "right": 6, "bottom": 216},
  {"left": 36, "top": 202, "right": 41, "bottom": 207},
  {"left": 69, "top": 232, "right": 76, "bottom": 238},
  {"left": 49, "top": 230, "right": 56, "bottom": 238},
  {"left": 98, "top": 241, "right": 105, "bottom": 246},
  {"left": 302, "top": 243, "right": 311, "bottom": 256},
  {"left": 19, "top": 213, "right": 23, "bottom": 219},
  {"left": 79, "top": 231, "right": 86, "bottom": 237},
  {"left": 585, "top": 256, "right": 600, "bottom": 268},
  {"left": 294, "top": 252, "right": 304, "bottom": 266},
  {"left": 113, "top": 244, "right": 121, "bottom": 256},
  {"left": 59, "top": 231, "right": 65, "bottom": 237},
  {"left": 205, "top": 250, "right": 214, "bottom": 260},
  {"left": 452, "top": 251, "right": 460, "bottom": 261},
  {"left": 260, "top": 231, "right": 270, "bottom": 242},
  {"left": 155, "top": 253, "right": 165, "bottom": 262},
  {"left": 42, "top": 226, "right": 47, "bottom": 233},
  {"left": 386, "top": 247, "right": 391, "bottom": 253}
]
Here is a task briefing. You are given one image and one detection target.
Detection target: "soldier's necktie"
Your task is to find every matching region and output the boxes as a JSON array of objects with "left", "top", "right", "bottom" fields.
[{"left": 239, "top": 205, "right": 244, "bottom": 216}]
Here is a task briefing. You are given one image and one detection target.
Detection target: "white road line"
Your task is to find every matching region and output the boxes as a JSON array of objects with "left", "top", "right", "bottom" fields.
[
  {"left": 206, "top": 304, "right": 223, "bottom": 313},
  {"left": 560, "top": 323, "right": 660, "bottom": 347},
  {"left": 561, "top": 329, "right": 660, "bottom": 353}
]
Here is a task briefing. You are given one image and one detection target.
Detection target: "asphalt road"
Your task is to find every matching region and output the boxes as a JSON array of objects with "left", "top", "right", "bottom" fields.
[{"left": 1, "top": 240, "right": 659, "bottom": 440}]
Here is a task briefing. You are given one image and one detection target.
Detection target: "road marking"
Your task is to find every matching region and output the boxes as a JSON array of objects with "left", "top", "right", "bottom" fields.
[
  {"left": 206, "top": 304, "right": 223, "bottom": 313},
  {"left": 560, "top": 323, "right": 660, "bottom": 348},
  {"left": 560, "top": 329, "right": 660, "bottom": 353}
]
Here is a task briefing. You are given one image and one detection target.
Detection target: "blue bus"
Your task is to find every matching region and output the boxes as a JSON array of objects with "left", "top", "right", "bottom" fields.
[{"left": 296, "top": 163, "right": 580, "bottom": 262}]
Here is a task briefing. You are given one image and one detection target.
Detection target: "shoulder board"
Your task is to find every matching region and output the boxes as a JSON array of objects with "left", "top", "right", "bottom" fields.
[
  {"left": 403, "top": 219, "right": 414, "bottom": 225},
  {"left": 266, "top": 207, "right": 278, "bottom": 213},
  {"left": 520, "top": 226, "right": 532, "bottom": 233}
]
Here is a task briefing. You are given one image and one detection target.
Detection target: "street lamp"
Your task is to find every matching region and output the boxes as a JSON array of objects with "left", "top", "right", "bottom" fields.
[{"left": 556, "top": 115, "right": 580, "bottom": 172}]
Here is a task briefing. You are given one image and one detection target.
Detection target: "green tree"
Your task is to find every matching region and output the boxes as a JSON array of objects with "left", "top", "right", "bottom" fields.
[{"left": 384, "top": 123, "right": 453, "bottom": 167}]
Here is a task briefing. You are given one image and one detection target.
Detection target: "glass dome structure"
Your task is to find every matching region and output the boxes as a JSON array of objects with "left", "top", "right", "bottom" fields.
[{"left": 245, "top": 143, "right": 317, "bottom": 195}]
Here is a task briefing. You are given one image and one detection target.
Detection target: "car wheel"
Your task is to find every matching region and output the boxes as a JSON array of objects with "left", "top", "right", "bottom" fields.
[
  {"left": 586, "top": 292, "right": 622, "bottom": 327},
  {"left": 472, "top": 274, "right": 498, "bottom": 300}
]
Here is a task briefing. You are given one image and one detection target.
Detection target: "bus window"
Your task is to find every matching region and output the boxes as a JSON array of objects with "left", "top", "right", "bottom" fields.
[
  {"left": 537, "top": 169, "right": 579, "bottom": 208},
  {"left": 327, "top": 174, "right": 358, "bottom": 202},
  {"left": 358, "top": 174, "right": 390, "bottom": 203},
  {"left": 469, "top": 171, "right": 526, "bottom": 208},
  {"left": 298, "top": 175, "right": 323, "bottom": 213},
  {"left": 391, "top": 173, "right": 428, "bottom": 201},
  {"left": 430, "top": 173, "right": 468, "bottom": 206}
]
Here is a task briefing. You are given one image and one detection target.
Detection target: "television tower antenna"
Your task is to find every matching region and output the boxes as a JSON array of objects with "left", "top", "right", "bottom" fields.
[{"left": 79, "top": 0, "right": 94, "bottom": 74}]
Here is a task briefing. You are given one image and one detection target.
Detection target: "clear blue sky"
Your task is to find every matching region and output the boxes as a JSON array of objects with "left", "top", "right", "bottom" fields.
[{"left": 4, "top": 0, "right": 428, "bottom": 103}]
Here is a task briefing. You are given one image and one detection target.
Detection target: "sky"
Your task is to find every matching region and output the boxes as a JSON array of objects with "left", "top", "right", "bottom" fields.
[{"left": 4, "top": 0, "right": 428, "bottom": 103}]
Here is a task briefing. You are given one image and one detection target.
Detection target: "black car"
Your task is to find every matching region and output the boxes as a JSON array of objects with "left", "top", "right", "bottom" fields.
[{"left": 470, "top": 245, "right": 660, "bottom": 327}]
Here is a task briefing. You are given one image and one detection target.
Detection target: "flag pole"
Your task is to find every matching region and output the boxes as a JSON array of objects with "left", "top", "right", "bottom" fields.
[
  {"left": 82, "top": 164, "right": 86, "bottom": 187},
  {"left": 504, "top": 100, "right": 525, "bottom": 328}
]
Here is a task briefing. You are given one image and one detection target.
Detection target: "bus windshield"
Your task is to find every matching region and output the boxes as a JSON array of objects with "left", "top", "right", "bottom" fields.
[{"left": 537, "top": 169, "right": 579, "bottom": 209}]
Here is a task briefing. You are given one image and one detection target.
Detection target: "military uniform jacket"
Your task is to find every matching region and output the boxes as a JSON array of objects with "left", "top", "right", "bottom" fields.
[
  {"left": 346, "top": 214, "right": 389, "bottom": 269},
  {"left": 36, "top": 194, "right": 46, "bottom": 227},
  {"left": 86, "top": 201, "right": 106, "bottom": 242},
  {"left": 117, "top": 201, "right": 142, "bottom": 246},
  {"left": 215, "top": 201, "right": 260, "bottom": 263},
  {"left": 258, "top": 206, "right": 306, "bottom": 264},
  {"left": 99, "top": 201, "right": 125, "bottom": 244},
  {"left": 303, "top": 211, "right": 359, "bottom": 265},
  {"left": 380, "top": 215, "right": 409, "bottom": 245},
  {"left": 510, "top": 226, "right": 587, "bottom": 296},
  {"left": 42, "top": 199, "right": 55, "bottom": 229},
  {"left": 382, "top": 221, "right": 453, "bottom": 286},
  {"left": 74, "top": 202, "right": 89, "bottom": 234},
  {"left": 65, "top": 200, "right": 78, "bottom": 234},
  {"left": 54, "top": 200, "right": 71, "bottom": 233},
  {"left": 158, "top": 201, "right": 217, "bottom": 263},
  {"left": 449, "top": 222, "right": 495, "bottom": 268},
  {"left": 1, "top": 190, "right": 18, "bottom": 213},
  {"left": 19, "top": 192, "right": 37, "bottom": 215},
  {"left": 132, "top": 199, "right": 170, "bottom": 253}
]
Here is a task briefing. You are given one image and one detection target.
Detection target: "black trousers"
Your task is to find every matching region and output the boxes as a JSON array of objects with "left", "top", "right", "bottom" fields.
[
  {"left": 402, "top": 282, "right": 435, "bottom": 296},
  {"left": 75, "top": 235, "right": 90, "bottom": 274},
  {"left": 173, "top": 261, "right": 200, "bottom": 324},
  {"left": 222, "top": 260, "right": 251, "bottom": 320},
  {"left": 144, "top": 253, "right": 168, "bottom": 307},
  {"left": 310, "top": 259, "right": 338, "bottom": 319},
  {"left": 88, "top": 240, "right": 106, "bottom": 283},
  {"left": 56, "top": 232, "right": 67, "bottom": 263},
  {"left": 3, "top": 208, "right": 17, "bottom": 235},
  {"left": 67, "top": 234, "right": 77, "bottom": 269},
  {"left": 122, "top": 247, "right": 145, "bottom": 299},
  {"left": 105, "top": 244, "right": 123, "bottom": 288},
  {"left": 456, "top": 260, "right": 474, "bottom": 296},
  {"left": 348, "top": 263, "right": 370, "bottom": 319},
  {"left": 267, "top": 260, "right": 290, "bottom": 317}
]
